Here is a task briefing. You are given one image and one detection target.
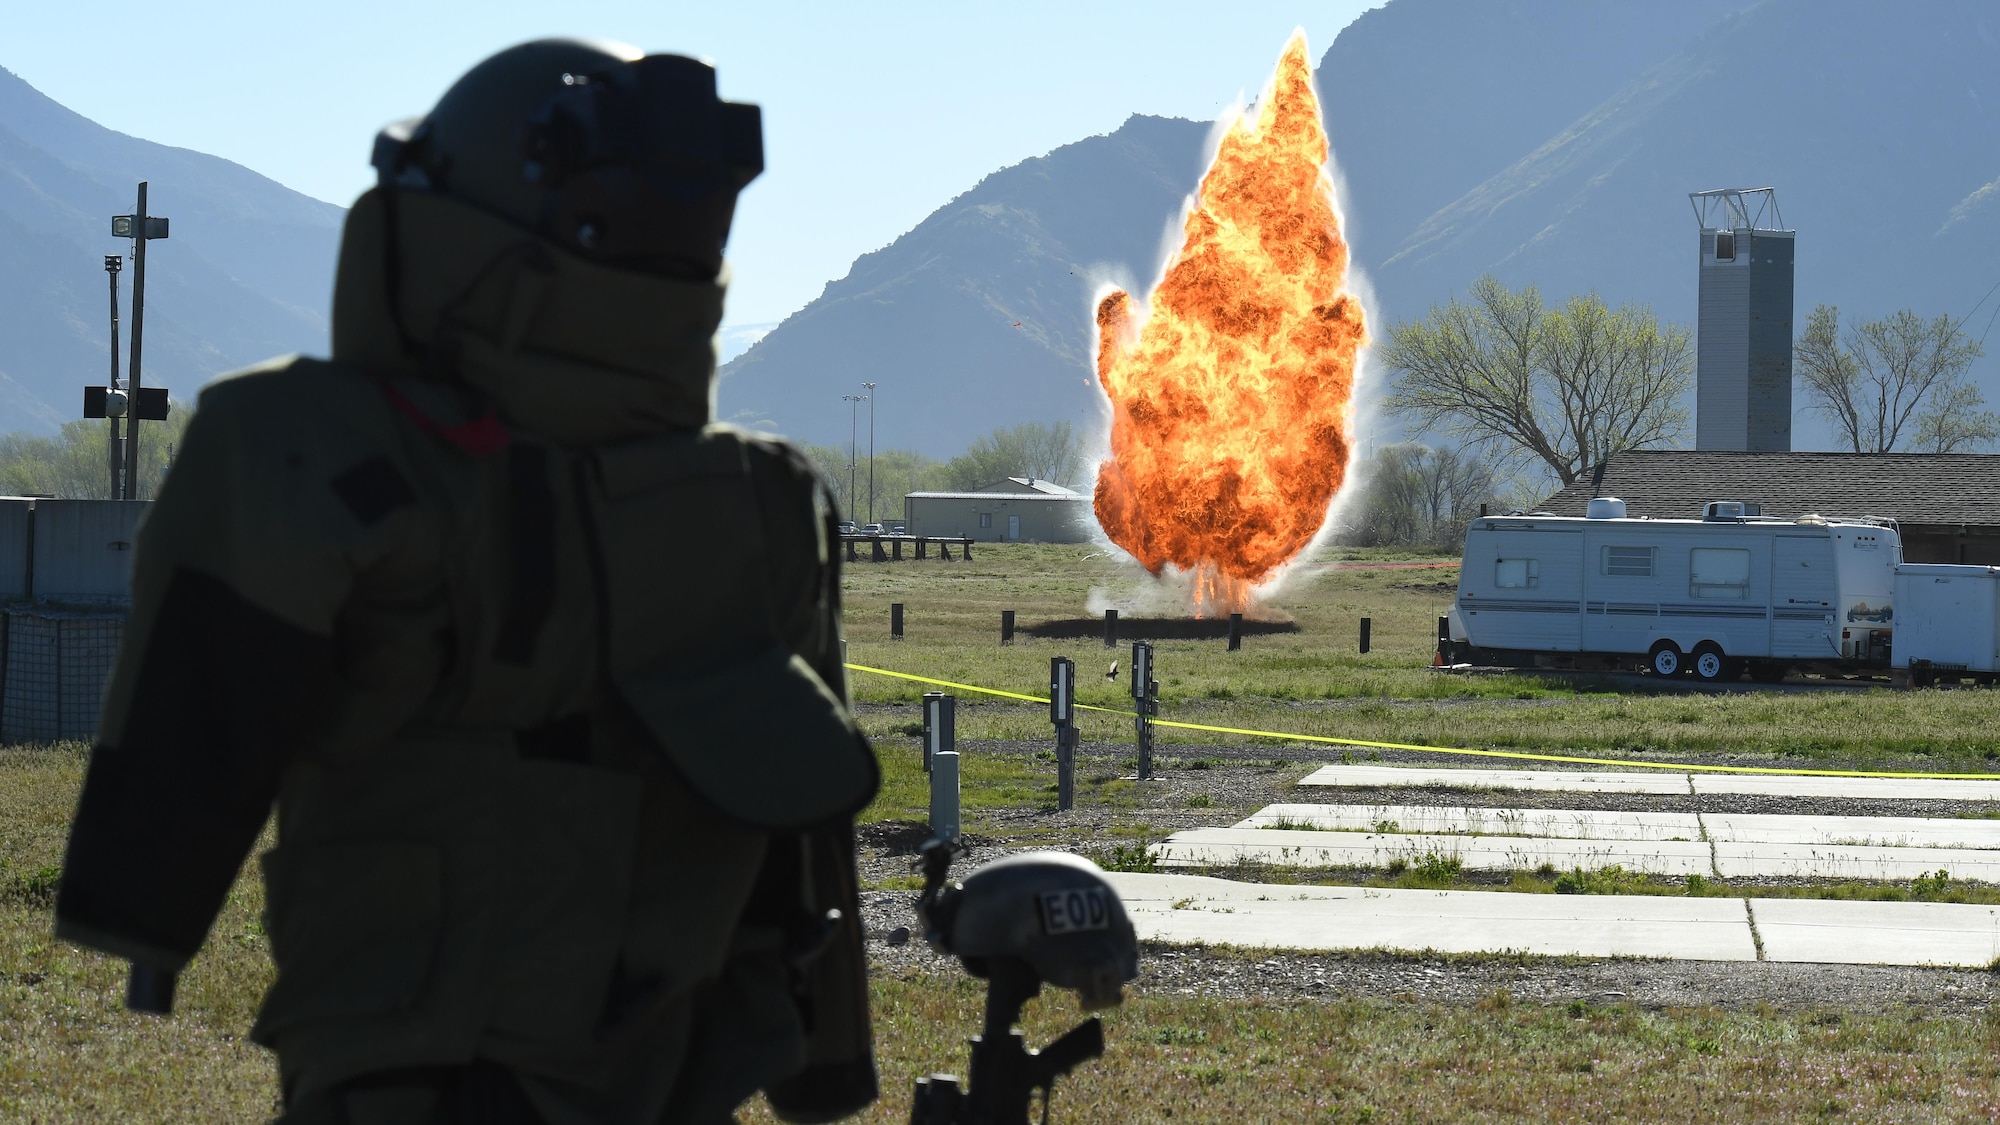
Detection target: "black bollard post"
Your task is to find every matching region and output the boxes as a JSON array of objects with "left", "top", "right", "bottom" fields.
[
  {"left": 922, "top": 691, "right": 954, "bottom": 774},
  {"left": 1001, "top": 609, "right": 1015, "bottom": 646},
  {"left": 1050, "top": 656, "right": 1076, "bottom": 810},
  {"left": 1130, "top": 641, "right": 1155, "bottom": 780},
  {"left": 1227, "top": 612, "right": 1243, "bottom": 652},
  {"left": 1103, "top": 608, "right": 1118, "bottom": 648},
  {"left": 892, "top": 603, "right": 904, "bottom": 639},
  {"left": 1436, "top": 615, "right": 1451, "bottom": 665},
  {"left": 1359, "top": 616, "right": 1371, "bottom": 654}
]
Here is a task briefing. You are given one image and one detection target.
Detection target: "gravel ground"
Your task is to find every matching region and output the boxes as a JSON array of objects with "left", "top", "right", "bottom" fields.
[
  {"left": 854, "top": 744, "right": 2000, "bottom": 1014},
  {"left": 926, "top": 738, "right": 2000, "bottom": 821},
  {"left": 853, "top": 870, "right": 2000, "bottom": 1015}
]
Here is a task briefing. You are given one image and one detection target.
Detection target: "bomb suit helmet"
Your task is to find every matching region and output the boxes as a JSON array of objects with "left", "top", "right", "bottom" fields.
[
  {"left": 925, "top": 852, "right": 1140, "bottom": 1011},
  {"left": 371, "top": 38, "right": 763, "bottom": 279}
]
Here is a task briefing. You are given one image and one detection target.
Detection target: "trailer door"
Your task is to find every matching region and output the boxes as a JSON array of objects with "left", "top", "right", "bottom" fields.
[{"left": 1772, "top": 536, "right": 1839, "bottom": 659}]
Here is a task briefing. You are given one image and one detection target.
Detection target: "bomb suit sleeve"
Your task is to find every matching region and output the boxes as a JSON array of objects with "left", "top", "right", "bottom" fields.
[
  {"left": 745, "top": 438, "right": 881, "bottom": 1122},
  {"left": 56, "top": 361, "right": 429, "bottom": 975}
]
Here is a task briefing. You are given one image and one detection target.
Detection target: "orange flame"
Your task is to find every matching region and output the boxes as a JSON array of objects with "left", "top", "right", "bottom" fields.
[{"left": 1093, "top": 33, "right": 1365, "bottom": 615}]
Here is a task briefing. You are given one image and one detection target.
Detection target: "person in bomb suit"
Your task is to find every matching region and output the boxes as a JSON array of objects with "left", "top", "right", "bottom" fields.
[{"left": 55, "top": 39, "right": 880, "bottom": 1124}]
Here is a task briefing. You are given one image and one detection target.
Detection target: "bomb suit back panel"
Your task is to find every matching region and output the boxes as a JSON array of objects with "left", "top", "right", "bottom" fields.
[{"left": 54, "top": 39, "right": 880, "bottom": 1124}]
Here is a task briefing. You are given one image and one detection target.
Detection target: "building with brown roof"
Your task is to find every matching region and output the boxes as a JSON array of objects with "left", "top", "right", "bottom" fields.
[{"left": 1541, "top": 451, "right": 2000, "bottom": 564}]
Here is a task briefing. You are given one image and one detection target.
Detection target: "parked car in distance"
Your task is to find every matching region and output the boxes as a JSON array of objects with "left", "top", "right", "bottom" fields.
[
  {"left": 836, "top": 521, "right": 858, "bottom": 535},
  {"left": 860, "top": 523, "right": 886, "bottom": 535}
]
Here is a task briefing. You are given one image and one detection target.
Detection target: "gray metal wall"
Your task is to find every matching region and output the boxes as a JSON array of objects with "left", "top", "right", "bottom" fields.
[
  {"left": 0, "top": 499, "right": 145, "bottom": 743},
  {"left": 0, "top": 500, "right": 28, "bottom": 598},
  {"left": 1696, "top": 228, "right": 1794, "bottom": 451},
  {"left": 903, "top": 495, "right": 1094, "bottom": 543},
  {"left": 0, "top": 498, "right": 148, "bottom": 601}
]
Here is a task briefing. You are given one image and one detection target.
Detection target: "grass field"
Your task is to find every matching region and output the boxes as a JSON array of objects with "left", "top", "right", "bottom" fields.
[
  {"left": 843, "top": 544, "right": 2000, "bottom": 772},
  {"left": 738, "top": 975, "right": 2000, "bottom": 1124},
  {"left": 5, "top": 542, "right": 2000, "bottom": 1120}
]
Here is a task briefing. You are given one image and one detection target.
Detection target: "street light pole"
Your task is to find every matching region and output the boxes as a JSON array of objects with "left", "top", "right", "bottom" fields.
[
  {"left": 126, "top": 182, "right": 149, "bottom": 501},
  {"left": 842, "top": 394, "right": 866, "bottom": 519},
  {"left": 111, "top": 182, "right": 168, "bottom": 501},
  {"left": 861, "top": 381, "right": 877, "bottom": 524},
  {"left": 105, "top": 255, "right": 124, "bottom": 500}
]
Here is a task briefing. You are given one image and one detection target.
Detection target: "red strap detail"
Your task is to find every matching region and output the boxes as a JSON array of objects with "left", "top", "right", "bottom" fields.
[{"left": 378, "top": 381, "right": 510, "bottom": 456}]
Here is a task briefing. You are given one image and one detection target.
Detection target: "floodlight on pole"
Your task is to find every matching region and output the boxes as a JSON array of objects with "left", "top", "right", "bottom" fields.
[
  {"left": 105, "top": 254, "right": 124, "bottom": 498},
  {"left": 842, "top": 394, "right": 867, "bottom": 518},
  {"left": 861, "top": 381, "right": 877, "bottom": 524}
]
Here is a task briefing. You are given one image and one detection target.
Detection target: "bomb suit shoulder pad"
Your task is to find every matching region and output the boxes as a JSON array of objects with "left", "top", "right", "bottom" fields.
[
  {"left": 57, "top": 356, "right": 455, "bottom": 971},
  {"left": 587, "top": 423, "right": 878, "bottom": 829}
]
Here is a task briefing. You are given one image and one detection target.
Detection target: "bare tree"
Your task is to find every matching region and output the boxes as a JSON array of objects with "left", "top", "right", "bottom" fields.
[
  {"left": 1382, "top": 276, "right": 1692, "bottom": 486},
  {"left": 1413, "top": 444, "right": 1497, "bottom": 547},
  {"left": 1796, "top": 305, "right": 1986, "bottom": 452},
  {"left": 1341, "top": 442, "right": 1497, "bottom": 549}
]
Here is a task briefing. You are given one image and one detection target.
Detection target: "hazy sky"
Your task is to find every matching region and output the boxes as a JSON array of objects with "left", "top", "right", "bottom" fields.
[{"left": 7, "top": 0, "right": 1378, "bottom": 329}]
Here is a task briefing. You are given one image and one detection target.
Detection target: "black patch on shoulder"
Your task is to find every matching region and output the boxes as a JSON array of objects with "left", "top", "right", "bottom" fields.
[{"left": 330, "top": 456, "right": 417, "bottom": 527}]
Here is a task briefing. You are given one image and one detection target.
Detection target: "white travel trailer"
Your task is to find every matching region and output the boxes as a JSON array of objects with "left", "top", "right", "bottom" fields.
[
  {"left": 1891, "top": 564, "right": 2000, "bottom": 685},
  {"left": 1445, "top": 499, "right": 1900, "bottom": 680}
]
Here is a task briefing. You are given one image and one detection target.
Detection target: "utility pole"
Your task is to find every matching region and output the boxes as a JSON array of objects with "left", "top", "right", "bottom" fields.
[
  {"left": 111, "top": 183, "right": 169, "bottom": 500},
  {"left": 105, "top": 255, "right": 124, "bottom": 499},
  {"left": 861, "top": 381, "right": 877, "bottom": 524},
  {"left": 842, "top": 393, "right": 866, "bottom": 518}
]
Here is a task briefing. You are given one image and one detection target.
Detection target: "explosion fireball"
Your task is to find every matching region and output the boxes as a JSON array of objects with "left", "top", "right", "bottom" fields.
[{"left": 1092, "top": 33, "right": 1366, "bottom": 615}]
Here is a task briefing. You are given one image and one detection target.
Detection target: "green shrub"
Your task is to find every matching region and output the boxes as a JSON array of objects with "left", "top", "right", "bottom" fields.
[{"left": 1104, "top": 844, "right": 1156, "bottom": 873}]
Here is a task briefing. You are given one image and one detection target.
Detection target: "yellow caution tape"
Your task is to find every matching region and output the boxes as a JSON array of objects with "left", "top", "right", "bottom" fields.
[{"left": 843, "top": 662, "right": 2000, "bottom": 781}]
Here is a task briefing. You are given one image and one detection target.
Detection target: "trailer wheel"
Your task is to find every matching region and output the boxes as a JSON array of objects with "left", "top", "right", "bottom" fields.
[
  {"left": 1691, "top": 643, "right": 1727, "bottom": 682},
  {"left": 1648, "top": 641, "right": 1683, "bottom": 677}
]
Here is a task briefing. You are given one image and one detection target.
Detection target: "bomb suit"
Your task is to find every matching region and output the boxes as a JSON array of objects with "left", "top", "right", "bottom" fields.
[{"left": 55, "top": 40, "right": 880, "bottom": 1124}]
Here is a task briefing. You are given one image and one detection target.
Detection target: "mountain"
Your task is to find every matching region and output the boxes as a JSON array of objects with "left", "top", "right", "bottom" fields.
[
  {"left": 0, "top": 66, "right": 342, "bottom": 433},
  {"left": 1373, "top": 0, "right": 2000, "bottom": 379},
  {"left": 717, "top": 114, "right": 1213, "bottom": 455},
  {"left": 721, "top": 0, "right": 2000, "bottom": 457}
]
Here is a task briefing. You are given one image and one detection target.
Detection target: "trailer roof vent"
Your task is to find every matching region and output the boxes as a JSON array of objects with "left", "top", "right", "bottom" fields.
[
  {"left": 1703, "top": 500, "right": 1761, "bottom": 521},
  {"left": 1586, "top": 497, "right": 1628, "bottom": 519}
]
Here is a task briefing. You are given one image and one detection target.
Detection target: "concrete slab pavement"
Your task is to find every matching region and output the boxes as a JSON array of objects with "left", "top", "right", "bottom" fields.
[
  {"left": 1102, "top": 874, "right": 2000, "bottom": 966},
  {"left": 1150, "top": 827, "right": 1716, "bottom": 877},
  {"left": 1296, "top": 764, "right": 1689, "bottom": 795},
  {"left": 1236, "top": 803, "right": 1704, "bottom": 840},
  {"left": 1751, "top": 898, "right": 2000, "bottom": 967},
  {"left": 1295, "top": 763, "right": 2000, "bottom": 802},
  {"left": 1712, "top": 842, "right": 2000, "bottom": 882},
  {"left": 1239, "top": 804, "right": 2000, "bottom": 851},
  {"left": 1704, "top": 812, "right": 2000, "bottom": 850},
  {"left": 1103, "top": 871, "right": 1758, "bottom": 961},
  {"left": 1691, "top": 774, "right": 2000, "bottom": 801}
]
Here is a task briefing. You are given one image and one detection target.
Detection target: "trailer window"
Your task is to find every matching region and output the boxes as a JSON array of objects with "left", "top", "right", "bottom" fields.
[
  {"left": 1690, "top": 547, "right": 1751, "bottom": 599},
  {"left": 1601, "top": 545, "right": 1655, "bottom": 577},
  {"left": 1495, "top": 558, "right": 1538, "bottom": 588}
]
